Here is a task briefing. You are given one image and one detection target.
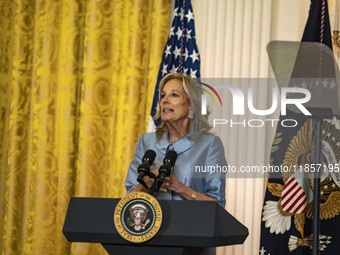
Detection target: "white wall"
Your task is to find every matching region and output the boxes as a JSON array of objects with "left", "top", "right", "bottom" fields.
[{"left": 192, "top": 1, "right": 312, "bottom": 254}]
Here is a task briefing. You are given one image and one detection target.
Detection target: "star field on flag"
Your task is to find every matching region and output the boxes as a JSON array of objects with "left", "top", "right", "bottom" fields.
[{"left": 150, "top": 0, "right": 201, "bottom": 126}]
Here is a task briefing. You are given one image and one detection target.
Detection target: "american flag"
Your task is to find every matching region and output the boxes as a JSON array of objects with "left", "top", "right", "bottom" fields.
[{"left": 150, "top": 0, "right": 201, "bottom": 127}]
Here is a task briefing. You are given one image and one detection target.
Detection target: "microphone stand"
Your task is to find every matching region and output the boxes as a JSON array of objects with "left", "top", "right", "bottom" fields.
[{"left": 150, "top": 174, "right": 165, "bottom": 197}]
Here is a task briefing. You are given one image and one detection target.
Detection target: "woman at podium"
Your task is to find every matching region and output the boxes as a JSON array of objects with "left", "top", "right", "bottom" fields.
[{"left": 125, "top": 72, "right": 227, "bottom": 207}]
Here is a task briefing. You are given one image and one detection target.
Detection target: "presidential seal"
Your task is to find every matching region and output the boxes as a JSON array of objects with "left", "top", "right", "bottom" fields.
[{"left": 114, "top": 191, "right": 162, "bottom": 243}]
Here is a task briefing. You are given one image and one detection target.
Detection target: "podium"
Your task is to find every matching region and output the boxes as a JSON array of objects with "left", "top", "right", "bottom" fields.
[{"left": 63, "top": 197, "right": 248, "bottom": 255}]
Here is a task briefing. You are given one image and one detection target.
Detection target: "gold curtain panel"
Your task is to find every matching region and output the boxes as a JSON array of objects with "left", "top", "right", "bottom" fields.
[{"left": 0, "top": 0, "right": 170, "bottom": 254}]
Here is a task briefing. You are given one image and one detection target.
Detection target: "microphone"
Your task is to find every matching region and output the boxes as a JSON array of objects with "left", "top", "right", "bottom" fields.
[
  {"left": 137, "top": 150, "right": 156, "bottom": 190},
  {"left": 153, "top": 150, "right": 178, "bottom": 193}
]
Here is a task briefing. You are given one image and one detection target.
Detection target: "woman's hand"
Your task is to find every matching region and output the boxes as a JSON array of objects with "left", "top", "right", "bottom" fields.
[
  {"left": 163, "top": 175, "right": 185, "bottom": 193},
  {"left": 148, "top": 163, "right": 185, "bottom": 193},
  {"left": 141, "top": 162, "right": 160, "bottom": 189}
]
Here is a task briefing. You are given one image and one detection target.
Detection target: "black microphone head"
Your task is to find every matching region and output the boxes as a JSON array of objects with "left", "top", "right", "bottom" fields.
[
  {"left": 153, "top": 150, "right": 178, "bottom": 192},
  {"left": 163, "top": 150, "right": 177, "bottom": 166},
  {"left": 137, "top": 150, "right": 156, "bottom": 189},
  {"left": 143, "top": 150, "right": 156, "bottom": 164}
]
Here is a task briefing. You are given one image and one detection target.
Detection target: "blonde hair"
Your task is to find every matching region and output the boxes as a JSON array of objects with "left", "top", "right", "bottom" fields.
[{"left": 154, "top": 72, "right": 212, "bottom": 139}]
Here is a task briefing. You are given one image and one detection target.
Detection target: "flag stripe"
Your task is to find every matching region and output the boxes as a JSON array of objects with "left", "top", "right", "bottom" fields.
[
  {"left": 282, "top": 187, "right": 304, "bottom": 210},
  {"left": 281, "top": 181, "right": 299, "bottom": 204},
  {"left": 281, "top": 176, "right": 308, "bottom": 214},
  {"left": 289, "top": 195, "right": 307, "bottom": 213},
  {"left": 284, "top": 191, "right": 307, "bottom": 213}
]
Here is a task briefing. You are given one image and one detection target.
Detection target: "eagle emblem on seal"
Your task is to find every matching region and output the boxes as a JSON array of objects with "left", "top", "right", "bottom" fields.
[{"left": 128, "top": 203, "right": 151, "bottom": 231}]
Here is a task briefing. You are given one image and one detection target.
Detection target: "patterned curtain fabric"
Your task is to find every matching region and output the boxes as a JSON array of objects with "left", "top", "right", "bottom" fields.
[{"left": 0, "top": 0, "right": 170, "bottom": 254}]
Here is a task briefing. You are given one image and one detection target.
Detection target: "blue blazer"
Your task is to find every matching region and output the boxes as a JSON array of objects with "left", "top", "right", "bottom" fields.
[{"left": 125, "top": 131, "right": 227, "bottom": 207}]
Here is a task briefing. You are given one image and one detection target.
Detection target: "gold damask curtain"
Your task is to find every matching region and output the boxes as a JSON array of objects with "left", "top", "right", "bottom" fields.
[{"left": 0, "top": 0, "right": 170, "bottom": 254}]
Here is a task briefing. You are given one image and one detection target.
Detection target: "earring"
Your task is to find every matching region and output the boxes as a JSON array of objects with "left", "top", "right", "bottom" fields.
[{"left": 188, "top": 112, "right": 193, "bottom": 119}]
